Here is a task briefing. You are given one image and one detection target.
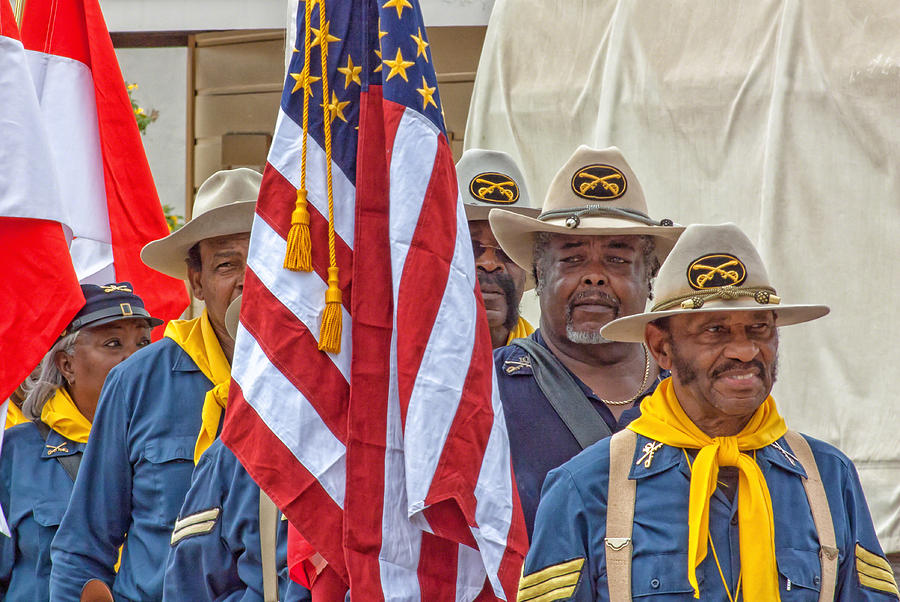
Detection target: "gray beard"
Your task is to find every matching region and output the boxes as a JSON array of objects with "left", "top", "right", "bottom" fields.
[{"left": 565, "top": 323, "right": 613, "bottom": 345}]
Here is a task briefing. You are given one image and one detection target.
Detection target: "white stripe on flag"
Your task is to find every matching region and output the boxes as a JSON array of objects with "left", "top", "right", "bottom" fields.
[
  {"left": 456, "top": 544, "right": 489, "bottom": 602},
  {"left": 25, "top": 50, "right": 113, "bottom": 282},
  {"left": 268, "top": 109, "right": 356, "bottom": 249},
  {"left": 247, "top": 214, "right": 352, "bottom": 380},
  {"left": 377, "top": 107, "right": 442, "bottom": 600},
  {"left": 404, "top": 201, "right": 479, "bottom": 514},
  {"left": 388, "top": 108, "right": 440, "bottom": 302},
  {"left": 232, "top": 324, "right": 347, "bottom": 508},
  {"left": 470, "top": 373, "right": 515, "bottom": 600},
  {"left": 379, "top": 325, "right": 424, "bottom": 600}
]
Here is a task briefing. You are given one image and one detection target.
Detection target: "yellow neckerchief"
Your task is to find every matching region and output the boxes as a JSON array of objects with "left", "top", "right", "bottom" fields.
[
  {"left": 505, "top": 316, "right": 535, "bottom": 345},
  {"left": 627, "top": 378, "right": 786, "bottom": 601},
  {"left": 40, "top": 387, "right": 92, "bottom": 443},
  {"left": 5, "top": 401, "right": 29, "bottom": 429},
  {"left": 164, "top": 310, "right": 231, "bottom": 464}
]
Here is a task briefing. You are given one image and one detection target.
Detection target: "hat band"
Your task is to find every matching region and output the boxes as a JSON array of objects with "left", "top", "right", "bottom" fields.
[
  {"left": 63, "top": 305, "right": 152, "bottom": 337},
  {"left": 651, "top": 285, "right": 780, "bottom": 312},
  {"left": 538, "top": 205, "right": 673, "bottom": 229}
]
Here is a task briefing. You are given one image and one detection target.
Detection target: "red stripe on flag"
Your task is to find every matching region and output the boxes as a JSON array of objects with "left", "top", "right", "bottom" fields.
[
  {"left": 222, "top": 382, "right": 349, "bottom": 582},
  {"left": 0, "top": 218, "right": 84, "bottom": 401},
  {"left": 393, "top": 130, "right": 460, "bottom": 426},
  {"left": 343, "top": 85, "right": 392, "bottom": 599},
  {"left": 0, "top": 0, "right": 20, "bottom": 39},
  {"left": 19, "top": 0, "right": 91, "bottom": 64},
  {"left": 255, "top": 164, "right": 354, "bottom": 309},
  {"left": 240, "top": 268, "right": 350, "bottom": 442},
  {"left": 417, "top": 533, "right": 461, "bottom": 600}
]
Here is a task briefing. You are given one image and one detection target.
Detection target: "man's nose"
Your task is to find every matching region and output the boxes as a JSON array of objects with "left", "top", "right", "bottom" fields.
[
  {"left": 477, "top": 247, "right": 505, "bottom": 272},
  {"left": 580, "top": 260, "right": 608, "bottom": 287},
  {"left": 723, "top": 330, "right": 759, "bottom": 362}
]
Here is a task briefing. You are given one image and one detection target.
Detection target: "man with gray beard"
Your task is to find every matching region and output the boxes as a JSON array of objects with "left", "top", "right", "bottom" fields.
[{"left": 488, "top": 146, "right": 683, "bottom": 538}]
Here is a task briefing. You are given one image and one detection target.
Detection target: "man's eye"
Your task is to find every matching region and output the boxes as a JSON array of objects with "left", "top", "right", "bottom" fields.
[
  {"left": 607, "top": 256, "right": 628, "bottom": 264},
  {"left": 705, "top": 325, "right": 725, "bottom": 333},
  {"left": 137, "top": 339, "right": 151, "bottom": 348},
  {"left": 104, "top": 339, "right": 122, "bottom": 348}
]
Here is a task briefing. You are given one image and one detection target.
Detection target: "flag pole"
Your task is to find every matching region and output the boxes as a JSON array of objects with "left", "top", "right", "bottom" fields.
[{"left": 14, "top": 0, "right": 26, "bottom": 26}]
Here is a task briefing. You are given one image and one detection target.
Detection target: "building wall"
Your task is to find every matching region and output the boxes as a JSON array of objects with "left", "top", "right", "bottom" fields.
[{"left": 116, "top": 47, "right": 189, "bottom": 218}]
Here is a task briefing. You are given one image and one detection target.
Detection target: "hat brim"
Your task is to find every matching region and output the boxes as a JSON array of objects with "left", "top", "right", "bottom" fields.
[
  {"left": 465, "top": 204, "right": 540, "bottom": 221},
  {"left": 599, "top": 299, "right": 830, "bottom": 343},
  {"left": 88, "top": 314, "right": 164, "bottom": 330},
  {"left": 489, "top": 209, "right": 685, "bottom": 276},
  {"left": 141, "top": 201, "right": 256, "bottom": 280}
]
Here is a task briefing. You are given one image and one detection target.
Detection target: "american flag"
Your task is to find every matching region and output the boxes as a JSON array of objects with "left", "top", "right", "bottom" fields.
[{"left": 221, "top": 0, "right": 527, "bottom": 599}]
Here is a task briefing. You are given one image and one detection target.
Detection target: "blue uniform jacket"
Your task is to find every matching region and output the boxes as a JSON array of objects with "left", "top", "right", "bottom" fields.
[
  {"left": 0, "top": 423, "right": 84, "bottom": 600},
  {"left": 493, "top": 330, "right": 665, "bottom": 540},
  {"left": 49, "top": 337, "right": 212, "bottom": 602},
  {"left": 526, "top": 431, "right": 899, "bottom": 601},
  {"left": 163, "top": 438, "right": 311, "bottom": 601}
]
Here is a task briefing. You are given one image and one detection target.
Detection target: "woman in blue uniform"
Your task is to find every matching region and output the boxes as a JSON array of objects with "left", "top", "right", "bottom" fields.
[{"left": 0, "top": 283, "right": 160, "bottom": 601}]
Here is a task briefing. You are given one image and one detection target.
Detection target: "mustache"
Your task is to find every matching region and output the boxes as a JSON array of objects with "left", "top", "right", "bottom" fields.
[
  {"left": 567, "top": 290, "right": 620, "bottom": 312},
  {"left": 478, "top": 271, "right": 520, "bottom": 330},
  {"left": 711, "top": 359, "right": 765, "bottom": 379}
]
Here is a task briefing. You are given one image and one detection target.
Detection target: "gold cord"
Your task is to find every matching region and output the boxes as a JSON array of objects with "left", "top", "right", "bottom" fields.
[
  {"left": 598, "top": 344, "right": 650, "bottom": 406},
  {"left": 283, "top": 0, "right": 315, "bottom": 272},
  {"left": 316, "top": 0, "right": 342, "bottom": 353}
]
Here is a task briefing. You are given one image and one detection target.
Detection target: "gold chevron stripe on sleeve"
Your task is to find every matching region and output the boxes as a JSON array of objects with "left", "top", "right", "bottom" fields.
[
  {"left": 856, "top": 543, "right": 900, "bottom": 596},
  {"left": 170, "top": 519, "right": 218, "bottom": 545},
  {"left": 518, "top": 558, "right": 584, "bottom": 601},
  {"left": 173, "top": 507, "right": 220, "bottom": 532}
]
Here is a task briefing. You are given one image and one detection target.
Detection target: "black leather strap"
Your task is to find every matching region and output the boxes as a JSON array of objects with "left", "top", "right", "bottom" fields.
[
  {"left": 510, "top": 337, "right": 612, "bottom": 449},
  {"left": 34, "top": 420, "right": 83, "bottom": 482}
]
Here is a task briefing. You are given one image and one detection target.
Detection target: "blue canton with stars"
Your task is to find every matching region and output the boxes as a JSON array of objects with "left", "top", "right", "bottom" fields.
[{"left": 281, "top": 0, "right": 446, "bottom": 186}]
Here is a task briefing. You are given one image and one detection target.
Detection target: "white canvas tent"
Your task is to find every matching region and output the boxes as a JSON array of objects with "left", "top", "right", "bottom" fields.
[{"left": 466, "top": 0, "right": 900, "bottom": 552}]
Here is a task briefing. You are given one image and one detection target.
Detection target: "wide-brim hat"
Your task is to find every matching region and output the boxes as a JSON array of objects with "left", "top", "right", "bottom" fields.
[
  {"left": 600, "top": 223, "right": 830, "bottom": 342},
  {"left": 489, "top": 145, "right": 684, "bottom": 274},
  {"left": 141, "top": 168, "right": 261, "bottom": 280},
  {"left": 457, "top": 149, "right": 540, "bottom": 221},
  {"left": 62, "top": 282, "right": 162, "bottom": 337}
]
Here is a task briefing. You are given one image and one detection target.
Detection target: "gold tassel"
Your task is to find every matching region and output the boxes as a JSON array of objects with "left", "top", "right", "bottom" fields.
[
  {"left": 284, "top": 189, "right": 312, "bottom": 271},
  {"left": 318, "top": 266, "right": 342, "bottom": 353}
]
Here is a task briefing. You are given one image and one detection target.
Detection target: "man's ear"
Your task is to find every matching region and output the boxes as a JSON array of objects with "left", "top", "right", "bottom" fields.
[
  {"left": 645, "top": 321, "right": 673, "bottom": 371},
  {"left": 187, "top": 264, "right": 205, "bottom": 301},
  {"left": 55, "top": 350, "right": 75, "bottom": 386}
]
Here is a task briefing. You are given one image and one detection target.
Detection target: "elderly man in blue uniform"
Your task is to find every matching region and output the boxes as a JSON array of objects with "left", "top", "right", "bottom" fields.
[
  {"left": 521, "top": 223, "right": 899, "bottom": 601},
  {"left": 488, "top": 146, "right": 683, "bottom": 538},
  {"left": 163, "top": 296, "right": 310, "bottom": 601},
  {"left": 458, "top": 149, "right": 539, "bottom": 348},
  {"left": 49, "top": 168, "right": 261, "bottom": 602}
]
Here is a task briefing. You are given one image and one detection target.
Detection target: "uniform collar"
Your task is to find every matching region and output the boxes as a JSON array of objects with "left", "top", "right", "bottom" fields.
[
  {"left": 41, "top": 428, "right": 85, "bottom": 459},
  {"left": 626, "top": 434, "right": 808, "bottom": 481}
]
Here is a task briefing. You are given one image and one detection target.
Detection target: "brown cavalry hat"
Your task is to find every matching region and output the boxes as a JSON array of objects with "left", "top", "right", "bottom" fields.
[
  {"left": 600, "top": 222, "right": 830, "bottom": 342},
  {"left": 489, "top": 145, "right": 684, "bottom": 274}
]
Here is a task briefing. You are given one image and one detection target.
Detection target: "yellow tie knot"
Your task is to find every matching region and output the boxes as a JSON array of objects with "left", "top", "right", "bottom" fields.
[
  {"left": 211, "top": 381, "right": 230, "bottom": 409},
  {"left": 715, "top": 437, "right": 741, "bottom": 466}
]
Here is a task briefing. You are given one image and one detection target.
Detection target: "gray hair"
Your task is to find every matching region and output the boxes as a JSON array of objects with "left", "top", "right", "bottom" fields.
[
  {"left": 532, "top": 232, "right": 660, "bottom": 298},
  {"left": 22, "top": 331, "right": 79, "bottom": 420}
]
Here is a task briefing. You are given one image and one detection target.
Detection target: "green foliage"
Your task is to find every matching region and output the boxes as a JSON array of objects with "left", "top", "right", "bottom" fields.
[
  {"left": 126, "top": 82, "right": 159, "bottom": 135},
  {"left": 162, "top": 204, "right": 184, "bottom": 232}
]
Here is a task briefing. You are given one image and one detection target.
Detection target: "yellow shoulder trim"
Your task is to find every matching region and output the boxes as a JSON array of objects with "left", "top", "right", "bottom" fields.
[
  {"left": 518, "top": 557, "right": 584, "bottom": 602},
  {"left": 856, "top": 543, "right": 899, "bottom": 597}
]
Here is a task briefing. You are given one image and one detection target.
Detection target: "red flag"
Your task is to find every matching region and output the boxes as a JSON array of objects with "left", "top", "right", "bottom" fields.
[
  {"left": 221, "top": 0, "right": 527, "bottom": 599},
  {"left": 0, "top": 3, "right": 84, "bottom": 402},
  {"left": 19, "top": 0, "right": 187, "bottom": 334}
]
